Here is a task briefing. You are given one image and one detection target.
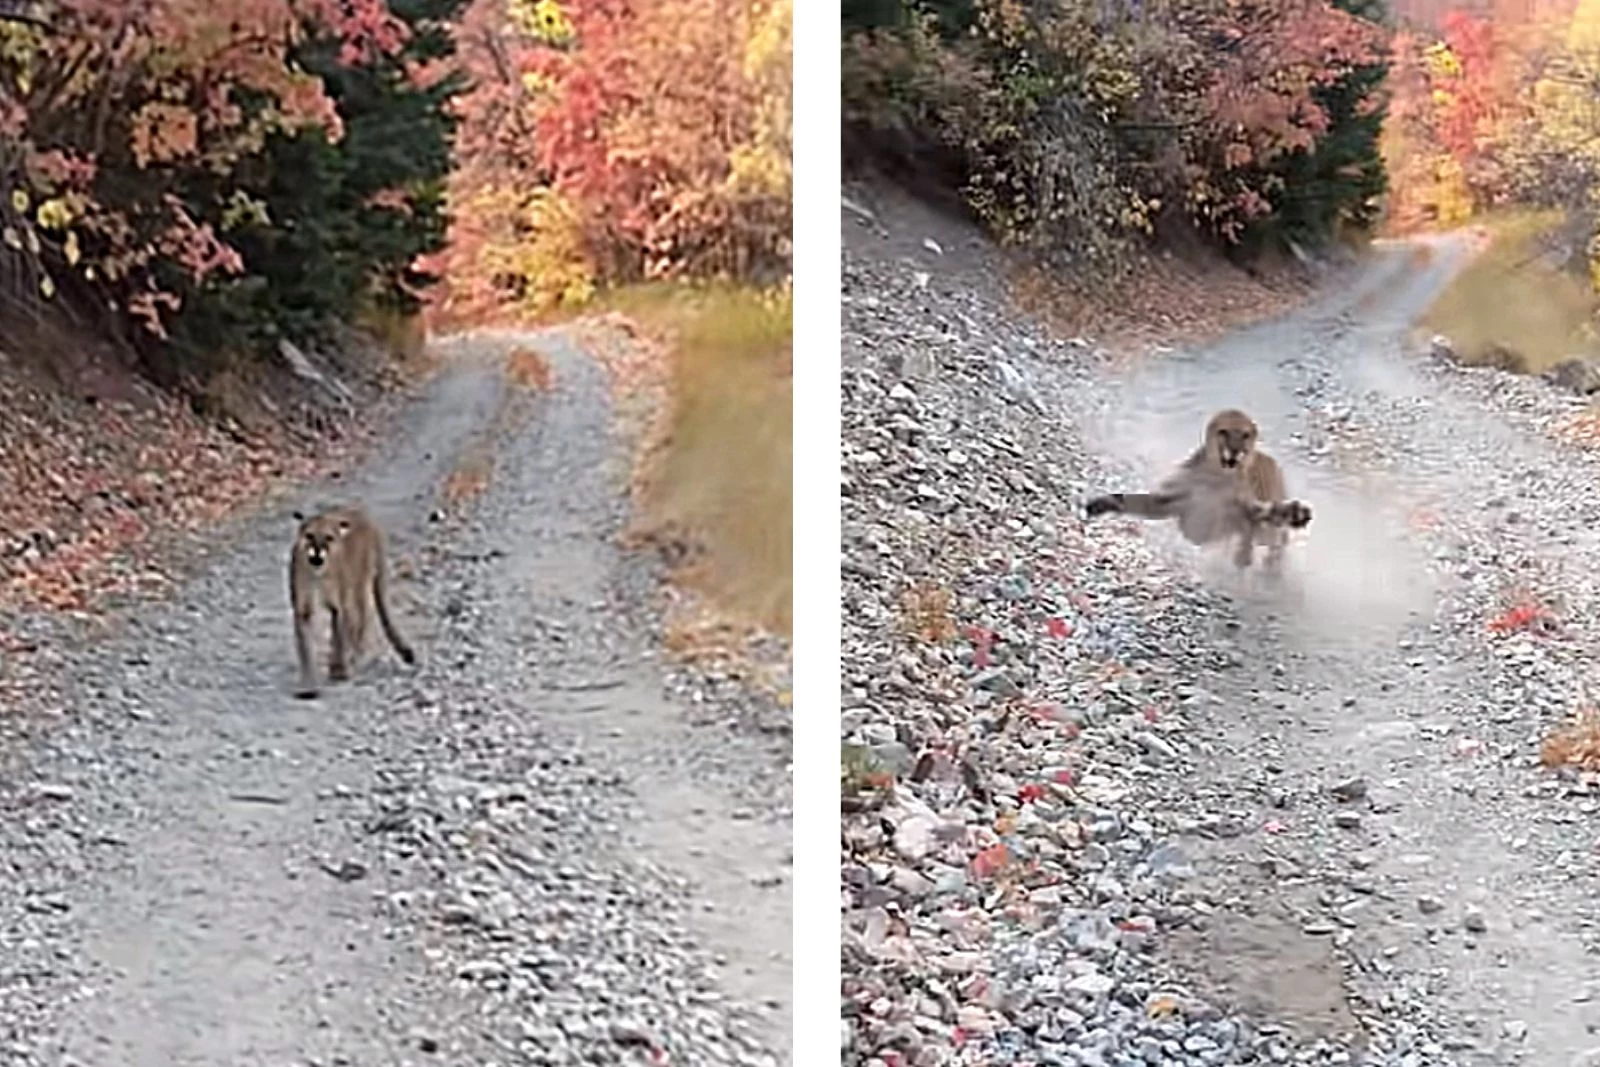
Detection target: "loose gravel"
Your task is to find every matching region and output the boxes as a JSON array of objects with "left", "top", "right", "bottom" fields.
[
  {"left": 840, "top": 184, "right": 1600, "bottom": 1067},
  {"left": 0, "top": 329, "right": 791, "bottom": 1067}
]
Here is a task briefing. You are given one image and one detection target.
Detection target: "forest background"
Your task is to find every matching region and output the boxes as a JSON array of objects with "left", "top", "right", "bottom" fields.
[{"left": 843, "top": 0, "right": 1600, "bottom": 369}]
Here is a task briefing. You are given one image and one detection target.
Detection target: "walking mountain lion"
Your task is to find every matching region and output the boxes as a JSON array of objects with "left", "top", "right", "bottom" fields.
[{"left": 288, "top": 504, "right": 415, "bottom": 698}]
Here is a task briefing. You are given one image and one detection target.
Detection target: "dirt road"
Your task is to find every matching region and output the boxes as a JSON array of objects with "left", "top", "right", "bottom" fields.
[
  {"left": 0, "top": 330, "right": 791, "bottom": 1067},
  {"left": 1086, "top": 233, "right": 1600, "bottom": 1065},
  {"left": 842, "top": 185, "right": 1600, "bottom": 1067}
]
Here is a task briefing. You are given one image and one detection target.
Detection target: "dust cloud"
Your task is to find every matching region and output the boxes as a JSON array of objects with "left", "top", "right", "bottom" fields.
[{"left": 1083, "top": 390, "right": 1439, "bottom": 650}]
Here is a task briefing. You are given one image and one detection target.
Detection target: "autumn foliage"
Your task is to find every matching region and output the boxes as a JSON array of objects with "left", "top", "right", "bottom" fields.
[
  {"left": 0, "top": 0, "right": 462, "bottom": 352},
  {"left": 1381, "top": 0, "right": 1600, "bottom": 277},
  {"left": 843, "top": 0, "right": 1390, "bottom": 267},
  {"left": 429, "top": 0, "right": 793, "bottom": 323}
]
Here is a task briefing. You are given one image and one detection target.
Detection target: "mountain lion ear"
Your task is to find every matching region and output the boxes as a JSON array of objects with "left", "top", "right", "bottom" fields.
[{"left": 337, "top": 520, "right": 351, "bottom": 533}]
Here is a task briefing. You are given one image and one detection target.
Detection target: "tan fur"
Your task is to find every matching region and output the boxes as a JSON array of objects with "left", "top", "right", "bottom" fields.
[
  {"left": 288, "top": 504, "right": 416, "bottom": 699},
  {"left": 1084, "top": 409, "right": 1311, "bottom": 571}
]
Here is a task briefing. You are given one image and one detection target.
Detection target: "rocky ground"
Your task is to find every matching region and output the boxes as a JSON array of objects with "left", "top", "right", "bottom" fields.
[
  {"left": 0, "top": 329, "right": 791, "bottom": 1066},
  {"left": 840, "top": 183, "right": 1600, "bottom": 1067}
]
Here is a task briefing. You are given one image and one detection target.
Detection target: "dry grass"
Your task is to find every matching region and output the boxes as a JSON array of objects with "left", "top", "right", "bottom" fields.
[
  {"left": 355, "top": 302, "right": 436, "bottom": 382},
  {"left": 505, "top": 345, "right": 555, "bottom": 391},
  {"left": 1553, "top": 406, "right": 1600, "bottom": 449},
  {"left": 901, "top": 579, "right": 956, "bottom": 643},
  {"left": 1422, "top": 210, "right": 1598, "bottom": 376},
  {"left": 1540, "top": 707, "right": 1600, "bottom": 772},
  {"left": 623, "top": 283, "right": 792, "bottom": 637}
]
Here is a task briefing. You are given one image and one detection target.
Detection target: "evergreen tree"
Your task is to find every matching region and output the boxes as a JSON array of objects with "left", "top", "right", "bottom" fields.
[
  {"left": 843, "top": 0, "right": 976, "bottom": 38},
  {"left": 165, "top": 0, "right": 466, "bottom": 360},
  {"left": 1253, "top": 0, "right": 1391, "bottom": 247}
]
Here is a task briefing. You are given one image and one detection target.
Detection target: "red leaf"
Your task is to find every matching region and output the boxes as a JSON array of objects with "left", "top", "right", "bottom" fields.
[
  {"left": 971, "top": 843, "right": 1010, "bottom": 879},
  {"left": 1487, "top": 601, "right": 1551, "bottom": 635},
  {"left": 1017, "top": 783, "right": 1046, "bottom": 803},
  {"left": 1046, "top": 616, "right": 1072, "bottom": 639},
  {"left": 965, "top": 625, "right": 996, "bottom": 669}
]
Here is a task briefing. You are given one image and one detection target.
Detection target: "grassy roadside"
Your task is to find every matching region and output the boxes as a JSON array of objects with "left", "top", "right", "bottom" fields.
[
  {"left": 599, "top": 284, "right": 793, "bottom": 640},
  {"left": 1421, "top": 210, "right": 1598, "bottom": 375}
]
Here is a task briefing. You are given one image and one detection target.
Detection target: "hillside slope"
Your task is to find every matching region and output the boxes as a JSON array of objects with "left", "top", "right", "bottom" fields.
[{"left": 841, "top": 182, "right": 1600, "bottom": 1067}]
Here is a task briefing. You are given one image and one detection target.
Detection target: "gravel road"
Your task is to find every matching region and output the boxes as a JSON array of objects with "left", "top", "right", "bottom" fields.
[
  {"left": 0, "top": 329, "right": 791, "bottom": 1067},
  {"left": 841, "top": 184, "right": 1600, "bottom": 1067}
]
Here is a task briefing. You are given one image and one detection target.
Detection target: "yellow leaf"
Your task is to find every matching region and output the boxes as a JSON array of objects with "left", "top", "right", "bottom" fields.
[
  {"left": 508, "top": 0, "right": 574, "bottom": 43},
  {"left": 36, "top": 197, "right": 73, "bottom": 230},
  {"left": 38, "top": 273, "right": 54, "bottom": 299},
  {"left": 9, "top": 188, "right": 26, "bottom": 213},
  {"left": 63, "top": 231, "right": 80, "bottom": 266}
]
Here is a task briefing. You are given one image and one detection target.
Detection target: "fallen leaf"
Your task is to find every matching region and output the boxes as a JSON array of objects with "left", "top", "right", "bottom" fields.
[
  {"left": 1147, "top": 995, "right": 1179, "bottom": 1018},
  {"left": 970, "top": 843, "right": 1010, "bottom": 879}
]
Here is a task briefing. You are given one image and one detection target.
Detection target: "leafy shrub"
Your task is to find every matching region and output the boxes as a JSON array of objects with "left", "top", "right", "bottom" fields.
[
  {"left": 843, "top": 0, "right": 1390, "bottom": 264},
  {"left": 433, "top": 0, "right": 793, "bottom": 323},
  {"left": 0, "top": 0, "right": 464, "bottom": 381}
]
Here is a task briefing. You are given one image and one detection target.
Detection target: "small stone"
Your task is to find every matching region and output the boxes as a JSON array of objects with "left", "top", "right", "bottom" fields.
[
  {"left": 457, "top": 959, "right": 506, "bottom": 982},
  {"left": 1147, "top": 843, "right": 1194, "bottom": 879},
  {"left": 1132, "top": 731, "right": 1178, "bottom": 764},
  {"left": 1329, "top": 777, "right": 1367, "bottom": 802},
  {"left": 869, "top": 741, "right": 916, "bottom": 776},
  {"left": 899, "top": 349, "right": 936, "bottom": 380},
  {"left": 1418, "top": 896, "right": 1444, "bottom": 916},
  {"left": 1463, "top": 909, "right": 1488, "bottom": 933},
  {"left": 1333, "top": 811, "right": 1362, "bottom": 831},
  {"left": 971, "top": 668, "right": 1022, "bottom": 698},
  {"left": 1064, "top": 971, "right": 1116, "bottom": 997},
  {"left": 321, "top": 859, "right": 368, "bottom": 882},
  {"left": 947, "top": 1011, "right": 985, "bottom": 1036},
  {"left": 893, "top": 814, "right": 939, "bottom": 861},
  {"left": 609, "top": 1020, "right": 655, "bottom": 1046}
]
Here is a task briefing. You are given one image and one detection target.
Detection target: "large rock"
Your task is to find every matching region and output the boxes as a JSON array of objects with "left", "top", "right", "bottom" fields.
[{"left": 1544, "top": 356, "right": 1600, "bottom": 396}]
